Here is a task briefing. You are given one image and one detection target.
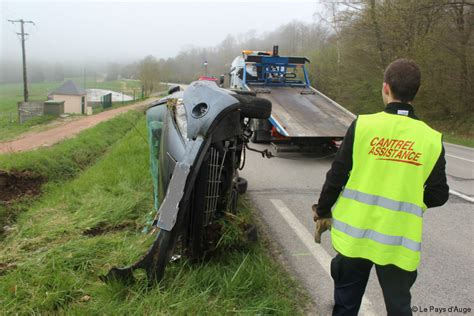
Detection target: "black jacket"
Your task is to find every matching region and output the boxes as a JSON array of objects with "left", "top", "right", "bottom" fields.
[{"left": 316, "top": 102, "right": 449, "bottom": 217}]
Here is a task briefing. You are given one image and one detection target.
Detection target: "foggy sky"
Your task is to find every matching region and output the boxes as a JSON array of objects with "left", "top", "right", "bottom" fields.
[{"left": 1, "top": 1, "right": 321, "bottom": 64}]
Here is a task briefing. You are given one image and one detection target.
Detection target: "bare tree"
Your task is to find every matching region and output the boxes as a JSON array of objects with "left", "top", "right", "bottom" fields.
[{"left": 138, "top": 56, "right": 160, "bottom": 95}]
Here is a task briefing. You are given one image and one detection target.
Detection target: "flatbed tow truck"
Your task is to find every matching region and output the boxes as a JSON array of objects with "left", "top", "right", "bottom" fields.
[{"left": 229, "top": 46, "right": 355, "bottom": 152}]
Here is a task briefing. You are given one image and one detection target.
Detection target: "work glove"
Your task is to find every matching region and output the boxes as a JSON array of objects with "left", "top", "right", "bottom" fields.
[{"left": 312, "top": 204, "right": 332, "bottom": 244}]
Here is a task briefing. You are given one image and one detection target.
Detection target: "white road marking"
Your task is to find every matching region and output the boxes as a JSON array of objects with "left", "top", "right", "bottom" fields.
[
  {"left": 270, "top": 199, "right": 376, "bottom": 316},
  {"left": 446, "top": 154, "right": 474, "bottom": 163},
  {"left": 444, "top": 142, "right": 474, "bottom": 151},
  {"left": 449, "top": 189, "right": 474, "bottom": 203}
]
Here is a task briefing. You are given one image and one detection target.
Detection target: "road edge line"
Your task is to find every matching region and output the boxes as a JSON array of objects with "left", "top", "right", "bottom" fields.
[
  {"left": 444, "top": 142, "right": 474, "bottom": 151},
  {"left": 446, "top": 153, "right": 474, "bottom": 163},
  {"left": 449, "top": 189, "right": 474, "bottom": 203},
  {"left": 269, "top": 199, "right": 376, "bottom": 316}
]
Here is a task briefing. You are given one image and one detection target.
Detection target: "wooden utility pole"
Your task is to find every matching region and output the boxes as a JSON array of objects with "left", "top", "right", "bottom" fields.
[{"left": 8, "top": 19, "right": 35, "bottom": 102}]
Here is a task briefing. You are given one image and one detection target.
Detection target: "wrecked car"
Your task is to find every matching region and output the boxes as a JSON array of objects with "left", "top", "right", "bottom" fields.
[{"left": 102, "top": 80, "right": 272, "bottom": 284}]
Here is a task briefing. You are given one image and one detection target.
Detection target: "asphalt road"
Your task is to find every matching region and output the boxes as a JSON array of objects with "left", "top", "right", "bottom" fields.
[
  {"left": 444, "top": 143, "right": 474, "bottom": 198},
  {"left": 241, "top": 143, "right": 473, "bottom": 315}
]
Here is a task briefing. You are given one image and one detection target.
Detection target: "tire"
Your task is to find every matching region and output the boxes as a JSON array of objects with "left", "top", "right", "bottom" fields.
[
  {"left": 250, "top": 119, "right": 272, "bottom": 143},
  {"left": 233, "top": 94, "right": 272, "bottom": 119},
  {"left": 235, "top": 176, "right": 248, "bottom": 194}
]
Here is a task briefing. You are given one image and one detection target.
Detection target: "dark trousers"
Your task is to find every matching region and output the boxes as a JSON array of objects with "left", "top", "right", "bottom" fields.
[{"left": 331, "top": 254, "right": 417, "bottom": 316}]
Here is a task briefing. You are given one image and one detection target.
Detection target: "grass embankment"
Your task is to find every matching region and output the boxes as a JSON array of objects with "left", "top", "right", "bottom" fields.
[
  {"left": 433, "top": 116, "right": 474, "bottom": 147},
  {"left": 0, "top": 113, "right": 307, "bottom": 314},
  {"left": 0, "top": 78, "right": 142, "bottom": 142},
  {"left": 443, "top": 134, "right": 474, "bottom": 148},
  {"left": 0, "top": 111, "right": 143, "bottom": 236}
]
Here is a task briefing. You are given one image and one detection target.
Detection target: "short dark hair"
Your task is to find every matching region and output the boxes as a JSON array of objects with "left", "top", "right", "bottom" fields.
[{"left": 383, "top": 58, "right": 421, "bottom": 102}]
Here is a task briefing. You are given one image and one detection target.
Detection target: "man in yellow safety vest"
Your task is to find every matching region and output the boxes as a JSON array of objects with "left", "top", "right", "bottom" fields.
[{"left": 315, "top": 59, "right": 449, "bottom": 316}]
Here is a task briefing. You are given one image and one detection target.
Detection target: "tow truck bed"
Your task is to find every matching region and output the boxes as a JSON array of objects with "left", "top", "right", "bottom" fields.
[{"left": 252, "top": 86, "right": 355, "bottom": 138}]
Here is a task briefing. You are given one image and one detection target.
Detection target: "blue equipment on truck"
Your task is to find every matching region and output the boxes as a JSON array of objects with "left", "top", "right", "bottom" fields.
[{"left": 229, "top": 46, "right": 355, "bottom": 149}]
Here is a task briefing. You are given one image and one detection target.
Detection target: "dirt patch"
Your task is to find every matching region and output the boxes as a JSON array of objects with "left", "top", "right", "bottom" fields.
[
  {"left": 0, "top": 170, "right": 44, "bottom": 202},
  {"left": 82, "top": 220, "right": 136, "bottom": 237}
]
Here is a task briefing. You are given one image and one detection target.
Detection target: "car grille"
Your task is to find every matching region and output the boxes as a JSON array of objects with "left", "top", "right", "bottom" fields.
[{"left": 204, "top": 147, "right": 227, "bottom": 226}]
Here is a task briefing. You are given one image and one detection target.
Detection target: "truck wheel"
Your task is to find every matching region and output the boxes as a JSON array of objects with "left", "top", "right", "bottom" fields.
[{"left": 250, "top": 119, "right": 272, "bottom": 143}]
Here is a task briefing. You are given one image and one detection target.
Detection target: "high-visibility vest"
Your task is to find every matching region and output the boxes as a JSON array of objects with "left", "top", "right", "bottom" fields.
[{"left": 331, "top": 111, "right": 442, "bottom": 271}]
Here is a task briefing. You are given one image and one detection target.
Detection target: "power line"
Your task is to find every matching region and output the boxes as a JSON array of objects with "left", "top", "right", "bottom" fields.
[{"left": 8, "top": 19, "right": 36, "bottom": 102}]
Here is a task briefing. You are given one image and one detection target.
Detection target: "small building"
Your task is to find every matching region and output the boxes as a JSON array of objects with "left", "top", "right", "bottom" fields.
[
  {"left": 43, "top": 100, "right": 65, "bottom": 116},
  {"left": 49, "top": 80, "right": 87, "bottom": 114}
]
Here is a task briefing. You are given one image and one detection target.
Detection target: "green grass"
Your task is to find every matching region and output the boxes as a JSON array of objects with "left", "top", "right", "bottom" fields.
[
  {"left": 0, "top": 111, "right": 143, "bottom": 236},
  {"left": 0, "top": 111, "right": 142, "bottom": 181},
  {"left": 0, "top": 78, "right": 143, "bottom": 142},
  {"left": 432, "top": 115, "right": 474, "bottom": 148},
  {"left": 442, "top": 134, "right": 474, "bottom": 148},
  {"left": 0, "top": 114, "right": 307, "bottom": 314},
  {"left": 92, "top": 98, "right": 149, "bottom": 115}
]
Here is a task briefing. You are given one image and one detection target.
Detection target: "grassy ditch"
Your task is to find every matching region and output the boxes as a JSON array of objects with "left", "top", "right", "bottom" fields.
[
  {"left": 443, "top": 134, "right": 474, "bottom": 148},
  {"left": 0, "top": 111, "right": 143, "bottom": 236},
  {"left": 430, "top": 115, "right": 474, "bottom": 148},
  {"left": 0, "top": 116, "right": 308, "bottom": 314}
]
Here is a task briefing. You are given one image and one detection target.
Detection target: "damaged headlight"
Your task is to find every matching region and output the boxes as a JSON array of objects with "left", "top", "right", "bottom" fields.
[
  {"left": 175, "top": 98, "right": 187, "bottom": 140},
  {"left": 168, "top": 97, "right": 188, "bottom": 140}
]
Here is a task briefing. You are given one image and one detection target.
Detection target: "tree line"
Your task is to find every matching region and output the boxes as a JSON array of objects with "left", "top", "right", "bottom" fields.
[
  {"left": 1, "top": 1, "right": 470, "bottom": 135},
  {"left": 136, "top": 0, "right": 472, "bottom": 135},
  {"left": 1, "top": 61, "right": 69, "bottom": 84}
]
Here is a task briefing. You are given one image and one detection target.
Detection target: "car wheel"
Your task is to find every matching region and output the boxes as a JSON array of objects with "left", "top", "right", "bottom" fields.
[
  {"left": 235, "top": 176, "right": 248, "bottom": 194},
  {"left": 234, "top": 94, "right": 272, "bottom": 119}
]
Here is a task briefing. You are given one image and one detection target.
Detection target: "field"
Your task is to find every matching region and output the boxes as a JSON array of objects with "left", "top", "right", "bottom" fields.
[
  {"left": 0, "top": 78, "right": 142, "bottom": 142},
  {"left": 0, "top": 111, "right": 308, "bottom": 314}
]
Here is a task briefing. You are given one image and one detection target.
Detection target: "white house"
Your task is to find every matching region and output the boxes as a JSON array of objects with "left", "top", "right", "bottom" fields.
[{"left": 49, "top": 80, "right": 88, "bottom": 114}]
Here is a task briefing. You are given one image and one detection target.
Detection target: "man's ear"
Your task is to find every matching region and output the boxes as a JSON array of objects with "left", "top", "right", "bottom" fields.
[{"left": 383, "top": 82, "right": 390, "bottom": 96}]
